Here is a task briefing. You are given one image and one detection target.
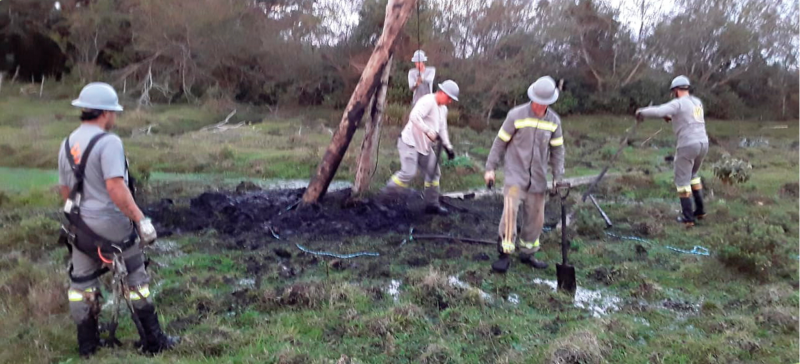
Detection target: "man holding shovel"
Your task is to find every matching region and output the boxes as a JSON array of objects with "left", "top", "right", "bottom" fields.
[
  {"left": 635, "top": 76, "right": 708, "bottom": 227},
  {"left": 484, "top": 76, "right": 565, "bottom": 273}
]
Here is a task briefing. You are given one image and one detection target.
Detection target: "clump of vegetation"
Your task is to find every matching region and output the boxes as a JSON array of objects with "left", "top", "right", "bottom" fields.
[
  {"left": 546, "top": 330, "right": 607, "bottom": 364},
  {"left": 716, "top": 222, "right": 796, "bottom": 280},
  {"left": 756, "top": 307, "right": 798, "bottom": 334},
  {"left": 779, "top": 182, "right": 799, "bottom": 198},
  {"left": 574, "top": 206, "right": 605, "bottom": 239},
  {"left": 712, "top": 157, "right": 752, "bottom": 184}
]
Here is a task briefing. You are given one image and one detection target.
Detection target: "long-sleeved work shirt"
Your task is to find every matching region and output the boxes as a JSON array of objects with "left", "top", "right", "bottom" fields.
[
  {"left": 486, "top": 103, "right": 565, "bottom": 193},
  {"left": 637, "top": 95, "right": 708, "bottom": 148},
  {"left": 408, "top": 67, "right": 435, "bottom": 105},
  {"left": 400, "top": 93, "right": 452, "bottom": 156}
]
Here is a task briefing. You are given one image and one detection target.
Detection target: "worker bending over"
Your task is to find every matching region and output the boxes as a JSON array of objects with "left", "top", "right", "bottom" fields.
[{"left": 384, "top": 80, "right": 459, "bottom": 214}]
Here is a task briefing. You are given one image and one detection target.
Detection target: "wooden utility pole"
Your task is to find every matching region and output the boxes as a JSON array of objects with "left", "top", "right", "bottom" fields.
[
  {"left": 302, "top": 0, "right": 415, "bottom": 204},
  {"left": 352, "top": 55, "right": 393, "bottom": 196}
]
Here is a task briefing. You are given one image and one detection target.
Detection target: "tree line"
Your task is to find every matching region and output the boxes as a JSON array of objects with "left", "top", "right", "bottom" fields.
[{"left": 1, "top": 0, "right": 797, "bottom": 122}]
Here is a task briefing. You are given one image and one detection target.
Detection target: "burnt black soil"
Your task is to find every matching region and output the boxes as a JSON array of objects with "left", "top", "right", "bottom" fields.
[{"left": 145, "top": 188, "right": 570, "bottom": 244}]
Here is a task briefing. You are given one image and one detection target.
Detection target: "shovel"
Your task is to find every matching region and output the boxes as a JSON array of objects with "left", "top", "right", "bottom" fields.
[{"left": 556, "top": 182, "right": 577, "bottom": 293}]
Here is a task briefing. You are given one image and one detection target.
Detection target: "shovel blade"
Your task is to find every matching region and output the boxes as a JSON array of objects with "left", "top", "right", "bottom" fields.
[{"left": 556, "top": 263, "right": 577, "bottom": 293}]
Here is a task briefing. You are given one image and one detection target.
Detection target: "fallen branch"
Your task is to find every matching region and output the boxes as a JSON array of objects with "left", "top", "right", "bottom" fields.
[
  {"left": 200, "top": 109, "right": 237, "bottom": 131},
  {"left": 137, "top": 124, "right": 156, "bottom": 135},
  {"left": 212, "top": 122, "right": 246, "bottom": 132},
  {"left": 640, "top": 128, "right": 662, "bottom": 147},
  {"left": 412, "top": 234, "right": 495, "bottom": 246}
]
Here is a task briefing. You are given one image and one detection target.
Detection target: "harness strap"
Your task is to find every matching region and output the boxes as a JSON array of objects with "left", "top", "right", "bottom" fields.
[
  {"left": 68, "top": 248, "right": 145, "bottom": 284},
  {"left": 64, "top": 132, "right": 139, "bottom": 252}
]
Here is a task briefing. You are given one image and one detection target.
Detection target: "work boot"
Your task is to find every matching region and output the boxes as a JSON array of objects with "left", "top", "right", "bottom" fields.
[
  {"left": 424, "top": 205, "right": 449, "bottom": 215},
  {"left": 519, "top": 252, "right": 549, "bottom": 269},
  {"left": 677, "top": 197, "right": 695, "bottom": 227},
  {"left": 135, "top": 304, "right": 179, "bottom": 354},
  {"left": 692, "top": 189, "right": 706, "bottom": 220},
  {"left": 76, "top": 313, "right": 100, "bottom": 357},
  {"left": 491, "top": 254, "right": 511, "bottom": 273}
]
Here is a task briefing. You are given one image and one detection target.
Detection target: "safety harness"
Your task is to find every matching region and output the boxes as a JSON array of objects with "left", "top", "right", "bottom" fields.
[{"left": 59, "top": 132, "right": 143, "bottom": 283}]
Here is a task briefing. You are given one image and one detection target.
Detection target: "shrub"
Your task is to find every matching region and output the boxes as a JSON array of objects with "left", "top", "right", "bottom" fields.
[
  {"left": 717, "top": 222, "right": 796, "bottom": 280},
  {"left": 550, "top": 90, "right": 578, "bottom": 115},
  {"left": 712, "top": 157, "right": 752, "bottom": 185}
]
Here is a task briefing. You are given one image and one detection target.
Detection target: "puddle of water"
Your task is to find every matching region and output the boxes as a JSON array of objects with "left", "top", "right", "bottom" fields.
[
  {"left": 238, "top": 278, "right": 255, "bottom": 288},
  {"left": 387, "top": 280, "right": 401, "bottom": 302},
  {"left": 532, "top": 278, "right": 621, "bottom": 317},
  {"left": 448, "top": 275, "right": 493, "bottom": 303}
]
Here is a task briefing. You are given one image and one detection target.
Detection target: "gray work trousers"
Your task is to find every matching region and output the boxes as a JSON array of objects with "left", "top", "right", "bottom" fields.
[
  {"left": 387, "top": 138, "right": 442, "bottom": 206},
  {"left": 68, "top": 240, "right": 151, "bottom": 323},
  {"left": 498, "top": 185, "right": 546, "bottom": 254},
  {"left": 674, "top": 141, "right": 708, "bottom": 194}
]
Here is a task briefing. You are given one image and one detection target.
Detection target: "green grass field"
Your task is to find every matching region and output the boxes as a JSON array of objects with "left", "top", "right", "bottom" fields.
[{"left": 0, "top": 93, "right": 797, "bottom": 363}]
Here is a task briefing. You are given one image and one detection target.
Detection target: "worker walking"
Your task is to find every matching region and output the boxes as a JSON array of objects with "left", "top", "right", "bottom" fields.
[
  {"left": 635, "top": 76, "right": 708, "bottom": 227},
  {"left": 408, "top": 50, "right": 436, "bottom": 106},
  {"left": 58, "top": 83, "right": 178, "bottom": 356},
  {"left": 485, "top": 76, "right": 565, "bottom": 273},
  {"left": 384, "top": 80, "right": 459, "bottom": 214}
]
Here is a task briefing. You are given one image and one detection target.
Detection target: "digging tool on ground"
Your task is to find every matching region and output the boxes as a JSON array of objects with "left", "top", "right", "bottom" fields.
[
  {"left": 556, "top": 182, "right": 576, "bottom": 293},
  {"left": 588, "top": 194, "right": 612, "bottom": 228}
]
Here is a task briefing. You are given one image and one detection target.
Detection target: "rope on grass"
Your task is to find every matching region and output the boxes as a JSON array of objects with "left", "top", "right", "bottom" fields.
[
  {"left": 604, "top": 231, "right": 711, "bottom": 256},
  {"left": 295, "top": 243, "right": 379, "bottom": 259},
  {"left": 664, "top": 245, "right": 710, "bottom": 256}
]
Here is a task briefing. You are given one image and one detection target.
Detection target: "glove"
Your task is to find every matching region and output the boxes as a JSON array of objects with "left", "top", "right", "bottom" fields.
[
  {"left": 484, "top": 170, "right": 495, "bottom": 189},
  {"left": 444, "top": 147, "right": 455, "bottom": 160},
  {"left": 137, "top": 217, "right": 157, "bottom": 245},
  {"left": 663, "top": 116, "right": 672, "bottom": 123},
  {"left": 425, "top": 130, "right": 439, "bottom": 142},
  {"left": 635, "top": 110, "right": 644, "bottom": 124}
]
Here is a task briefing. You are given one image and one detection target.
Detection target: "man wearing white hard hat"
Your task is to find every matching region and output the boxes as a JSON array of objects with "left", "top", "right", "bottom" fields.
[
  {"left": 635, "top": 76, "right": 709, "bottom": 227},
  {"left": 408, "top": 50, "right": 436, "bottom": 106},
  {"left": 485, "top": 76, "right": 566, "bottom": 273},
  {"left": 57, "top": 83, "right": 177, "bottom": 356},
  {"left": 384, "top": 80, "right": 459, "bottom": 214}
]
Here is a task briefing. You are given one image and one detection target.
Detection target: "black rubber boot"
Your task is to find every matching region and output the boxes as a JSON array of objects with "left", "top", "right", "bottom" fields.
[
  {"left": 692, "top": 189, "right": 706, "bottom": 219},
  {"left": 677, "top": 197, "right": 695, "bottom": 227},
  {"left": 491, "top": 254, "right": 511, "bottom": 273},
  {"left": 136, "top": 304, "right": 179, "bottom": 354},
  {"left": 519, "top": 252, "right": 549, "bottom": 269},
  {"left": 76, "top": 314, "right": 100, "bottom": 357}
]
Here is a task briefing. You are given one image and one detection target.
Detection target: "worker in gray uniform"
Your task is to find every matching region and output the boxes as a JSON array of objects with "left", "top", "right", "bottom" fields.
[
  {"left": 408, "top": 50, "right": 436, "bottom": 106},
  {"left": 635, "top": 75, "right": 709, "bottom": 227},
  {"left": 484, "top": 76, "right": 565, "bottom": 273},
  {"left": 384, "top": 80, "right": 459, "bottom": 214},
  {"left": 58, "top": 83, "right": 178, "bottom": 356}
]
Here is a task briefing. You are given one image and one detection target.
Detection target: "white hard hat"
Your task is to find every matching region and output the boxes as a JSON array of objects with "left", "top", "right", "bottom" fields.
[
  {"left": 438, "top": 80, "right": 459, "bottom": 102},
  {"left": 71, "top": 82, "right": 123, "bottom": 112},
  {"left": 670, "top": 75, "right": 691, "bottom": 90},
  {"left": 527, "top": 76, "right": 559, "bottom": 105},
  {"left": 411, "top": 50, "right": 427, "bottom": 63}
]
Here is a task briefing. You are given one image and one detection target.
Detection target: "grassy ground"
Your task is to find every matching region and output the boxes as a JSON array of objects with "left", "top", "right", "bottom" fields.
[{"left": 0, "top": 92, "right": 798, "bottom": 363}]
